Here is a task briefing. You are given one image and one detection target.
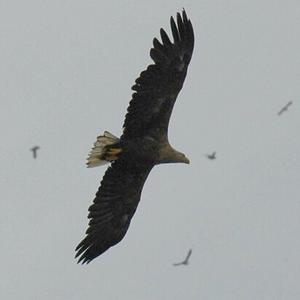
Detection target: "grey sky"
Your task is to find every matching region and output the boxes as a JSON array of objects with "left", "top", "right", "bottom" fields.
[{"left": 1, "top": 1, "right": 300, "bottom": 299}]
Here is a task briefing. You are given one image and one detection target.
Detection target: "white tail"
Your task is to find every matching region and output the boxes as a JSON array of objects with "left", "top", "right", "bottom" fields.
[{"left": 86, "top": 131, "right": 119, "bottom": 168}]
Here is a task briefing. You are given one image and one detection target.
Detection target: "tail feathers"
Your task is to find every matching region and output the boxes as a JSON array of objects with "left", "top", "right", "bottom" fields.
[{"left": 87, "top": 131, "right": 120, "bottom": 168}]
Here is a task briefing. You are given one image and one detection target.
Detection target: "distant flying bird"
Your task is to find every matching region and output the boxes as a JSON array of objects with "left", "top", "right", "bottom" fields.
[
  {"left": 205, "top": 151, "right": 216, "bottom": 160},
  {"left": 277, "top": 101, "right": 292, "bottom": 116},
  {"left": 173, "top": 249, "right": 192, "bottom": 266},
  {"left": 30, "top": 146, "right": 40, "bottom": 159},
  {"left": 75, "top": 10, "right": 194, "bottom": 264}
]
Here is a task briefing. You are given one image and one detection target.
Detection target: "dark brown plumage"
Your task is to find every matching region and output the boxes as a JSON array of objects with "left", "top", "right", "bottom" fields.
[{"left": 75, "top": 9, "right": 194, "bottom": 264}]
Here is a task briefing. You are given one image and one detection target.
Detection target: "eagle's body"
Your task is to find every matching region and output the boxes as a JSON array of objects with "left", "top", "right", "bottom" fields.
[{"left": 76, "top": 10, "right": 194, "bottom": 264}]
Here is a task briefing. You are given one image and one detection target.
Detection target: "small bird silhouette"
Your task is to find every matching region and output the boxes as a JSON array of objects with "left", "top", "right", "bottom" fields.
[
  {"left": 205, "top": 151, "right": 216, "bottom": 160},
  {"left": 277, "top": 101, "right": 292, "bottom": 116},
  {"left": 30, "top": 146, "right": 40, "bottom": 159},
  {"left": 173, "top": 249, "right": 192, "bottom": 266}
]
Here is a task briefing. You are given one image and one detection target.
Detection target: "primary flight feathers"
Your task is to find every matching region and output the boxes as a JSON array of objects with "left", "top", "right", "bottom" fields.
[{"left": 75, "top": 9, "right": 194, "bottom": 264}]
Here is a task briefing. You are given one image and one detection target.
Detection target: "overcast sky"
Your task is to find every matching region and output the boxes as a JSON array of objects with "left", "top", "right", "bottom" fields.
[{"left": 1, "top": 1, "right": 300, "bottom": 299}]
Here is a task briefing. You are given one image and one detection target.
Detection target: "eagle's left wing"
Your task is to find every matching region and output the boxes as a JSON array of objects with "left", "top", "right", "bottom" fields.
[{"left": 121, "top": 10, "right": 194, "bottom": 140}]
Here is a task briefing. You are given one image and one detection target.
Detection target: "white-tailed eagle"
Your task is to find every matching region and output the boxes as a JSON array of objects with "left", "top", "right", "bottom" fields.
[{"left": 75, "top": 9, "right": 194, "bottom": 264}]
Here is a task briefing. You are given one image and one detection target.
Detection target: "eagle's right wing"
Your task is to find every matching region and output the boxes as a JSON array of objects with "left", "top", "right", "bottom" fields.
[{"left": 75, "top": 157, "right": 153, "bottom": 264}]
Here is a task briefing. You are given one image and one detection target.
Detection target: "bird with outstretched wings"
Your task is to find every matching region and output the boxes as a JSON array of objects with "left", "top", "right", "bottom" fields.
[
  {"left": 75, "top": 10, "right": 194, "bottom": 264},
  {"left": 277, "top": 101, "right": 293, "bottom": 116},
  {"left": 205, "top": 151, "right": 216, "bottom": 160},
  {"left": 30, "top": 146, "right": 40, "bottom": 159},
  {"left": 173, "top": 249, "right": 192, "bottom": 266}
]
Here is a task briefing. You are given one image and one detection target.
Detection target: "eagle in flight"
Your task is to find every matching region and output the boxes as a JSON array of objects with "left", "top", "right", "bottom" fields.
[{"left": 75, "top": 10, "right": 194, "bottom": 264}]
